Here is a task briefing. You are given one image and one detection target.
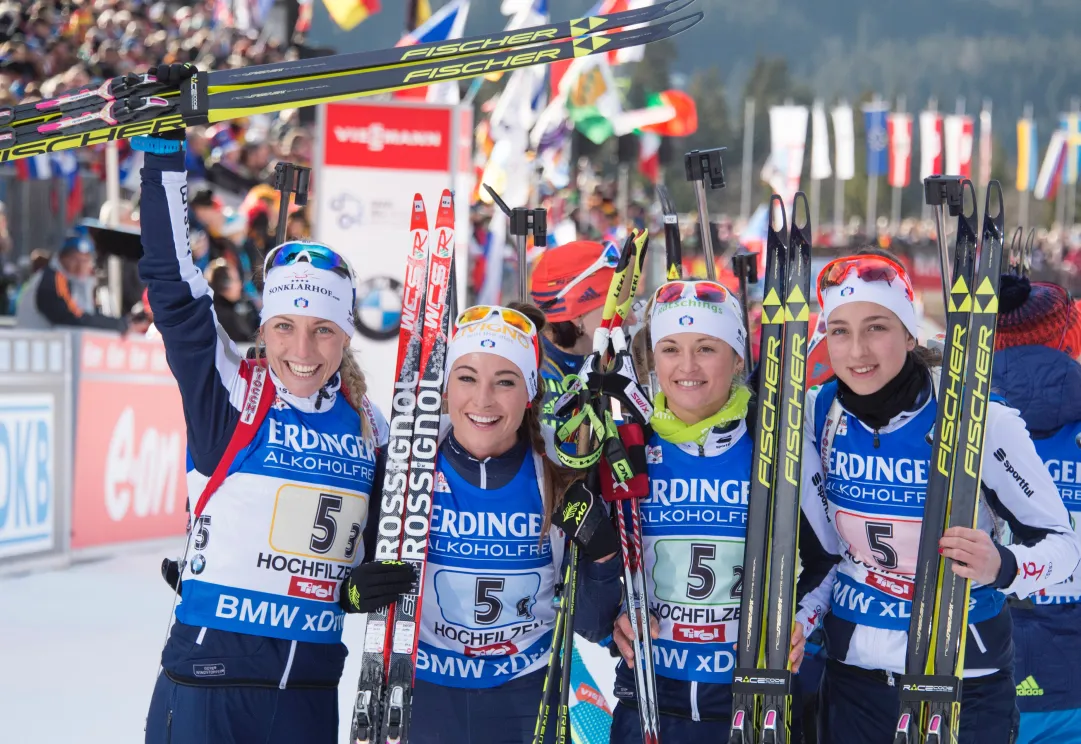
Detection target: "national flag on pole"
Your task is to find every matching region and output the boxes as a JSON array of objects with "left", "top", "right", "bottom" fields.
[
  {"left": 639, "top": 131, "right": 661, "bottom": 184},
  {"left": 1034, "top": 129, "right": 1067, "bottom": 201},
  {"left": 761, "top": 105, "right": 809, "bottom": 209},
  {"left": 887, "top": 112, "right": 913, "bottom": 188},
  {"left": 810, "top": 102, "right": 832, "bottom": 181},
  {"left": 919, "top": 111, "right": 943, "bottom": 181},
  {"left": 1016, "top": 117, "right": 1037, "bottom": 193},
  {"left": 322, "top": 0, "right": 381, "bottom": 32},
  {"left": 863, "top": 104, "right": 889, "bottom": 178},
  {"left": 831, "top": 104, "right": 855, "bottom": 181},
  {"left": 944, "top": 115, "right": 974, "bottom": 178},
  {"left": 395, "top": 0, "right": 470, "bottom": 102},
  {"left": 978, "top": 106, "right": 992, "bottom": 186},
  {"left": 1060, "top": 113, "right": 1081, "bottom": 186}
]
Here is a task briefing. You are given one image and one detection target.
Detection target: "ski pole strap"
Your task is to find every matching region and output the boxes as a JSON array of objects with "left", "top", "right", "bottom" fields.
[
  {"left": 896, "top": 674, "right": 963, "bottom": 704},
  {"left": 731, "top": 668, "right": 792, "bottom": 695},
  {"left": 600, "top": 422, "right": 649, "bottom": 501},
  {"left": 179, "top": 70, "right": 210, "bottom": 125},
  {"left": 555, "top": 405, "right": 605, "bottom": 470}
]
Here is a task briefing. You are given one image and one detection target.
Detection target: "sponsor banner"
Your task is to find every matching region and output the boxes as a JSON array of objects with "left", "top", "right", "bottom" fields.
[
  {"left": 323, "top": 102, "right": 451, "bottom": 172},
  {"left": 71, "top": 333, "right": 187, "bottom": 549},
  {"left": 0, "top": 394, "right": 55, "bottom": 560}
]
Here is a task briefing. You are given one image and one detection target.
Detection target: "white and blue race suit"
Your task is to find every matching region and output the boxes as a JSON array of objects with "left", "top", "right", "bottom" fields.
[
  {"left": 994, "top": 343, "right": 1081, "bottom": 736},
  {"left": 139, "top": 150, "right": 388, "bottom": 691},
  {"left": 802, "top": 374, "right": 1079, "bottom": 678},
  {"left": 608, "top": 419, "right": 836, "bottom": 730}
]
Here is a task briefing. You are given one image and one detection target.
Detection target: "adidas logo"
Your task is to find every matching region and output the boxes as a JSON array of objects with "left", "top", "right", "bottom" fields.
[{"left": 1016, "top": 676, "right": 1044, "bottom": 696}]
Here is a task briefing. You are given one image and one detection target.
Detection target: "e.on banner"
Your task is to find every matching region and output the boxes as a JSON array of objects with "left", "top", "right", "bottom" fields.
[{"left": 71, "top": 333, "right": 188, "bottom": 549}]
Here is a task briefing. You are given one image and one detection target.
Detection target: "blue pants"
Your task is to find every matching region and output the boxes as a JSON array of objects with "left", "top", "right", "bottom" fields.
[
  {"left": 1012, "top": 602, "right": 1081, "bottom": 743},
  {"left": 819, "top": 660, "right": 1018, "bottom": 744},
  {"left": 408, "top": 669, "right": 551, "bottom": 744},
  {"left": 145, "top": 672, "right": 337, "bottom": 744}
]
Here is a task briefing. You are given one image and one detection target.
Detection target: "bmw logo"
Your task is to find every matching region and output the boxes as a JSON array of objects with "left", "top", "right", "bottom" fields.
[
  {"left": 481, "top": 339, "right": 496, "bottom": 348},
  {"left": 840, "top": 286, "right": 855, "bottom": 297},
  {"left": 294, "top": 297, "right": 309, "bottom": 308},
  {"left": 678, "top": 315, "right": 694, "bottom": 326},
  {"left": 354, "top": 276, "right": 403, "bottom": 341},
  {"left": 191, "top": 554, "right": 206, "bottom": 575}
]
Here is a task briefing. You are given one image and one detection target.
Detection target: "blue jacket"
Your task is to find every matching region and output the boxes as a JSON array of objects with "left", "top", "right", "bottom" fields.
[{"left": 992, "top": 344, "right": 1081, "bottom": 437}]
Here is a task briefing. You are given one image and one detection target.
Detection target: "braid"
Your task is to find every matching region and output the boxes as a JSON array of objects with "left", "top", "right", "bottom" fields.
[{"left": 339, "top": 349, "right": 373, "bottom": 441}]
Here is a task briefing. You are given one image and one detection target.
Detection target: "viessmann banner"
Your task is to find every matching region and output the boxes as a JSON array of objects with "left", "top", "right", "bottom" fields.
[{"left": 71, "top": 332, "right": 188, "bottom": 549}]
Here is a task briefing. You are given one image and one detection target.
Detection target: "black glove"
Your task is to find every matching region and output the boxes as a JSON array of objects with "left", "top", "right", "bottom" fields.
[
  {"left": 151, "top": 63, "right": 198, "bottom": 87},
  {"left": 339, "top": 560, "right": 416, "bottom": 614},
  {"left": 553, "top": 479, "right": 621, "bottom": 562},
  {"left": 161, "top": 558, "right": 181, "bottom": 591}
]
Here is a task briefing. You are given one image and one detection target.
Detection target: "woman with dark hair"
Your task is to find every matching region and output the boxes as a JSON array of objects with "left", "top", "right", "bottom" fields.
[
  {"left": 801, "top": 249, "right": 1079, "bottom": 744},
  {"left": 206, "top": 258, "right": 258, "bottom": 343}
]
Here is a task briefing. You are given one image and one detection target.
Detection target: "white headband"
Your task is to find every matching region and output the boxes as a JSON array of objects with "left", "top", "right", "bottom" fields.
[
  {"left": 446, "top": 316, "right": 540, "bottom": 399},
  {"left": 260, "top": 264, "right": 356, "bottom": 337},
  {"left": 821, "top": 271, "right": 919, "bottom": 340},
  {"left": 650, "top": 287, "right": 747, "bottom": 359}
]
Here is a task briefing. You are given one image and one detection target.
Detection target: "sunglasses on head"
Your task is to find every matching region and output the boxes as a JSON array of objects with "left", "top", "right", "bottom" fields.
[
  {"left": 263, "top": 241, "right": 355, "bottom": 281},
  {"left": 653, "top": 280, "right": 729, "bottom": 306},
  {"left": 816, "top": 255, "right": 914, "bottom": 307},
  {"left": 538, "top": 241, "right": 621, "bottom": 310},
  {"left": 454, "top": 305, "right": 541, "bottom": 363}
]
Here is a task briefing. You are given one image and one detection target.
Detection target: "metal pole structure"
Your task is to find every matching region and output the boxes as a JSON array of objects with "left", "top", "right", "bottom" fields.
[
  {"left": 1067, "top": 98, "right": 1080, "bottom": 230},
  {"left": 483, "top": 184, "right": 546, "bottom": 302},
  {"left": 105, "top": 141, "right": 123, "bottom": 317},
  {"left": 922, "top": 97, "right": 938, "bottom": 223},
  {"left": 740, "top": 98, "right": 755, "bottom": 223},
  {"left": 1019, "top": 102, "right": 1033, "bottom": 230},
  {"left": 617, "top": 163, "right": 630, "bottom": 234},
  {"left": 866, "top": 96, "right": 883, "bottom": 238},
  {"left": 684, "top": 148, "right": 726, "bottom": 281},
  {"left": 924, "top": 175, "right": 964, "bottom": 310}
]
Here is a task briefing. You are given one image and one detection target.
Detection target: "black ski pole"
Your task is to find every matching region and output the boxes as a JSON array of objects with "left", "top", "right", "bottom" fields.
[
  {"left": 684, "top": 148, "right": 726, "bottom": 280},
  {"left": 731, "top": 249, "right": 759, "bottom": 369},
  {"left": 656, "top": 183, "right": 683, "bottom": 280},
  {"left": 483, "top": 183, "right": 547, "bottom": 301},
  {"left": 923, "top": 175, "right": 963, "bottom": 311},
  {"left": 272, "top": 161, "right": 311, "bottom": 249}
]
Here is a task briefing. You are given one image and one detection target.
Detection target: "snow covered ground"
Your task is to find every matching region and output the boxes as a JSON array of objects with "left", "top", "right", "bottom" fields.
[{"left": 0, "top": 541, "right": 618, "bottom": 743}]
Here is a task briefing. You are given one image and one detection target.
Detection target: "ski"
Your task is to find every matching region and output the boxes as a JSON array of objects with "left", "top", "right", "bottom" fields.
[
  {"left": 396, "top": 197, "right": 431, "bottom": 383},
  {"left": 656, "top": 184, "right": 682, "bottom": 281},
  {"left": 730, "top": 195, "right": 789, "bottom": 744},
  {"left": 0, "top": 11, "right": 703, "bottom": 164},
  {"left": 756, "top": 193, "right": 811, "bottom": 744},
  {"left": 894, "top": 179, "right": 979, "bottom": 744}
]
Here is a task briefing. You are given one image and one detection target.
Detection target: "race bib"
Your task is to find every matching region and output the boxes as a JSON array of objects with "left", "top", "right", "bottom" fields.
[{"left": 269, "top": 484, "right": 368, "bottom": 563}]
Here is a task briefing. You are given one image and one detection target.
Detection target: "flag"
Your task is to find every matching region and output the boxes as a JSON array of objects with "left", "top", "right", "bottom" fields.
[
  {"left": 296, "top": 0, "right": 313, "bottom": 33},
  {"left": 831, "top": 104, "right": 855, "bottom": 181},
  {"left": 810, "top": 102, "right": 832, "bottom": 180},
  {"left": 944, "top": 115, "right": 974, "bottom": 177},
  {"left": 639, "top": 131, "right": 661, "bottom": 184},
  {"left": 395, "top": 0, "right": 470, "bottom": 103},
  {"left": 1060, "top": 113, "right": 1081, "bottom": 186},
  {"left": 887, "top": 113, "right": 913, "bottom": 188},
  {"left": 564, "top": 56, "right": 623, "bottom": 144},
  {"left": 919, "top": 110, "right": 944, "bottom": 181},
  {"left": 581, "top": 0, "right": 651, "bottom": 65},
  {"left": 322, "top": 0, "right": 381, "bottom": 32},
  {"left": 761, "top": 105, "right": 808, "bottom": 208},
  {"left": 978, "top": 107, "right": 992, "bottom": 186},
  {"left": 1016, "top": 117, "right": 1037, "bottom": 193},
  {"left": 641, "top": 90, "right": 697, "bottom": 138},
  {"left": 863, "top": 104, "right": 889, "bottom": 178},
  {"left": 1035, "top": 129, "right": 1067, "bottom": 201}
]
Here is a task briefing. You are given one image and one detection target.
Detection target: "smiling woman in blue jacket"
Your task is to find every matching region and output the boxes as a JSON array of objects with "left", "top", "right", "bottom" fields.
[{"left": 132, "top": 117, "right": 412, "bottom": 743}]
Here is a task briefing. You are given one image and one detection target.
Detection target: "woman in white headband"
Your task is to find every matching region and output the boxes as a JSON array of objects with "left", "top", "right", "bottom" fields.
[
  {"left": 134, "top": 125, "right": 413, "bottom": 743},
  {"left": 605, "top": 279, "right": 820, "bottom": 743},
  {"left": 801, "top": 249, "right": 1078, "bottom": 744},
  {"left": 409, "top": 302, "right": 623, "bottom": 743}
]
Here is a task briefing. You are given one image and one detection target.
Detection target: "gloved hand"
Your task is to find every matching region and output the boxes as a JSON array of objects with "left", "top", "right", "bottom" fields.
[
  {"left": 149, "top": 63, "right": 198, "bottom": 140},
  {"left": 552, "top": 479, "right": 620, "bottom": 562},
  {"left": 339, "top": 560, "right": 416, "bottom": 614},
  {"left": 161, "top": 558, "right": 181, "bottom": 591}
]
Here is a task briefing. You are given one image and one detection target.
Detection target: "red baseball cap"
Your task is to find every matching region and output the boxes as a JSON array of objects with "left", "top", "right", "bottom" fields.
[{"left": 529, "top": 241, "right": 616, "bottom": 323}]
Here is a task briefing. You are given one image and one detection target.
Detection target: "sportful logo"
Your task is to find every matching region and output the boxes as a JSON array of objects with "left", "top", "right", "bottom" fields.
[
  {"left": 993, "top": 448, "right": 1035, "bottom": 497},
  {"left": 333, "top": 123, "right": 443, "bottom": 152}
]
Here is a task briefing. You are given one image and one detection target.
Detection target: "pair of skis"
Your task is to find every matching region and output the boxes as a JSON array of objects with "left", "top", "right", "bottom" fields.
[
  {"left": 730, "top": 194, "right": 812, "bottom": 744},
  {"left": 0, "top": 0, "right": 702, "bottom": 164},
  {"left": 349, "top": 190, "right": 456, "bottom": 744},
  {"left": 895, "top": 181, "right": 1005, "bottom": 744}
]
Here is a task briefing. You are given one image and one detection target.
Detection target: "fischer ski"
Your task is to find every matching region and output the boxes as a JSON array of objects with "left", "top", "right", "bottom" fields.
[
  {"left": 349, "top": 191, "right": 456, "bottom": 744},
  {"left": 0, "top": 7, "right": 703, "bottom": 163},
  {"left": 730, "top": 193, "right": 812, "bottom": 744}
]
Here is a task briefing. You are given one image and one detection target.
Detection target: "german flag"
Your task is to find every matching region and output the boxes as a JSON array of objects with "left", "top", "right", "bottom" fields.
[{"left": 323, "top": 0, "right": 382, "bottom": 32}]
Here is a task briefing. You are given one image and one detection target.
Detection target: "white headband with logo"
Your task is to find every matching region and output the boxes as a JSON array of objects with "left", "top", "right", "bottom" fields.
[
  {"left": 650, "top": 287, "right": 747, "bottom": 359},
  {"left": 821, "top": 271, "right": 919, "bottom": 340},
  {"left": 260, "top": 264, "right": 356, "bottom": 337},
  {"left": 446, "top": 319, "right": 540, "bottom": 399}
]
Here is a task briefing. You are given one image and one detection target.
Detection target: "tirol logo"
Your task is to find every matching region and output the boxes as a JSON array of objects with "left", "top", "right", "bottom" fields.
[
  {"left": 294, "top": 297, "right": 309, "bottom": 309},
  {"left": 354, "top": 275, "right": 403, "bottom": 341},
  {"left": 678, "top": 315, "right": 694, "bottom": 326},
  {"left": 840, "top": 286, "right": 855, "bottom": 297},
  {"left": 866, "top": 572, "right": 914, "bottom": 601},
  {"left": 674, "top": 623, "right": 725, "bottom": 643},
  {"left": 288, "top": 576, "right": 336, "bottom": 602},
  {"left": 464, "top": 641, "right": 518, "bottom": 657}
]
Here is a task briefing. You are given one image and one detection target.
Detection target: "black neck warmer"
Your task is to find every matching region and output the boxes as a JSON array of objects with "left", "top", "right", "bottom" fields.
[{"left": 837, "top": 352, "right": 927, "bottom": 430}]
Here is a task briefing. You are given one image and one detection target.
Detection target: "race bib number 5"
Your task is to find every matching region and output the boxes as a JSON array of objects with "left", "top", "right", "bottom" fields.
[
  {"left": 835, "top": 509, "right": 922, "bottom": 575},
  {"left": 652, "top": 538, "right": 744, "bottom": 605},
  {"left": 434, "top": 570, "right": 541, "bottom": 630},
  {"left": 269, "top": 484, "right": 368, "bottom": 563}
]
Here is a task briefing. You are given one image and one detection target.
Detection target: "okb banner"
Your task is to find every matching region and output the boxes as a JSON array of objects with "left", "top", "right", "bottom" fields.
[
  {"left": 0, "top": 394, "right": 55, "bottom": 560},
  {"left": 71, "top": 333, "right": 188, "bottom": 549}
]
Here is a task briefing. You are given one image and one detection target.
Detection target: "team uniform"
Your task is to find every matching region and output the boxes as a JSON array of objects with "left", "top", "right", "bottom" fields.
[
  {"left": 138, "top": 150, "right": 388, "bottom": 743},
  {"left": 995, "top": 342, "right": 1081, "bottom": 743}
]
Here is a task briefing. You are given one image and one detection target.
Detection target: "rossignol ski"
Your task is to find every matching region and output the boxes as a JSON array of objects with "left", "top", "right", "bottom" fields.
[
  {"left": 896, "top": 181, "right": 1005, "bottom": 744},
  {"left": 350, "top": 191, "right": 456, "bottom": 744},
  {"left": 731, "top": 193, "right": 812, "bottom": 744},
  {"left": 0, "top": 1, "right": 702, "bottom": 163}
]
